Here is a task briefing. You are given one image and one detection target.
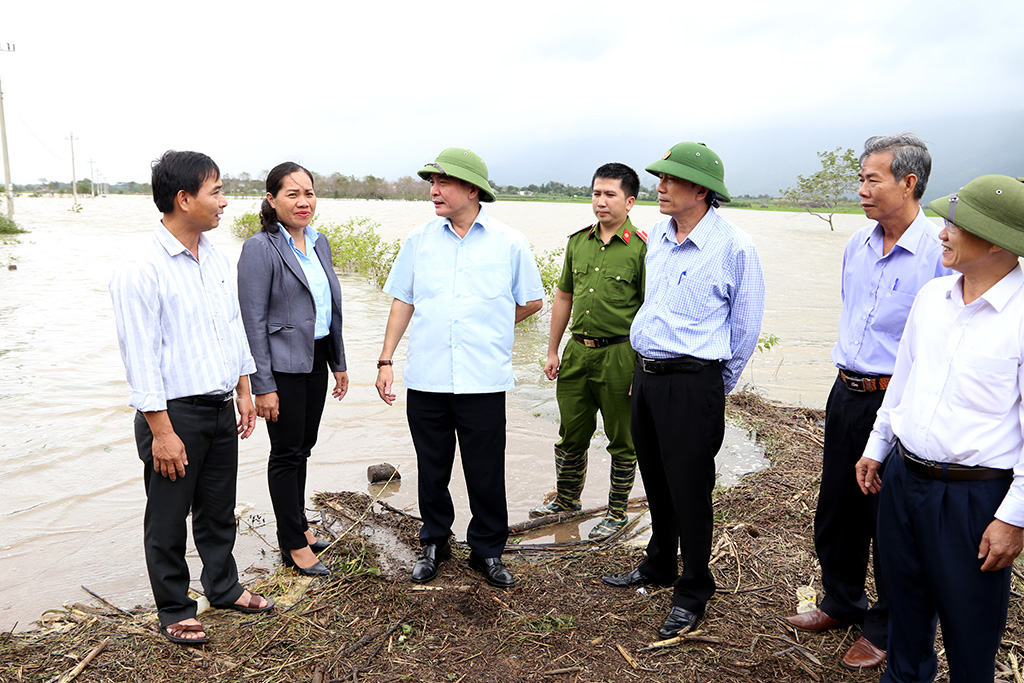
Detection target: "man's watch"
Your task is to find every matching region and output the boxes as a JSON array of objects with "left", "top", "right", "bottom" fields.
[{"left": 377, "top": 359, "right": 393, "bottom": 369}]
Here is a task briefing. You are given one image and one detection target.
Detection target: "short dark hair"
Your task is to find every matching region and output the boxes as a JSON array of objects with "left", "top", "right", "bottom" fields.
[
  {"left": 860, "top": 133, "right": 931, "bottom": 200},
  {"left": 592, "top": 162, "right": 640, "bottom": 200},
  {"left": 151, "top": 150, "right": 220, "bottom": 214},
  {"left": 260, "top": 162, "right": 315, "bottom": 233}
]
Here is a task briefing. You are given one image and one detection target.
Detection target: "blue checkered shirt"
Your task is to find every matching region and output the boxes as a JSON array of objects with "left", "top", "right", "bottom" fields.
[{"left": 629, "top": 208, "right": 765, "bottom": 393}]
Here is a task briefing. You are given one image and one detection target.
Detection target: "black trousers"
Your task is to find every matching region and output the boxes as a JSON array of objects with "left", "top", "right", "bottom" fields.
[
  {"left": 266, "top": 337, "right": 329, "bottom": 551},
  {"left": 406, "top": 390, "right": 508, "bottom": 558},
  {"left": 631, "top": 363, "right": 725, "bottom": 613},
  {"left": 878, "top": 452, "right": 1012, "bottom": 683},
  {"left": 135, "top": 400, "right": 243, "bottom": 628},
  {"left": 814, "top": 374, "right": 888, "bottom": 648}
]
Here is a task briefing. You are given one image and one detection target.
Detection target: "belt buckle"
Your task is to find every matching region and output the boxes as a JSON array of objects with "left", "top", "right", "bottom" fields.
[
  {"left": 584, "top": 338, "right": 597, "bottom": 348},
  {"left": 846, "top": 376, "right": 866, "bottom": 392}
]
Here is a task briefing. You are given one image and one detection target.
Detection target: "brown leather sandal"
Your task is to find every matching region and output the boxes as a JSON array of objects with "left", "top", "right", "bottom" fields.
[
  {"left": 216, "top": 590, "right": 275, "bottom": 614},
  {"left": 160, "top": 620, "right": 209, "bottom": 646}
]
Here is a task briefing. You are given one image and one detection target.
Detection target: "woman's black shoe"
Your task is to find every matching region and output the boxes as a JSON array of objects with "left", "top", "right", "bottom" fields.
[
  {"left": 309, "top": 538, "right": 331, "bottom": 554},
  {"left": 281, "top": 550, "right": 331, "bottom": 577}
]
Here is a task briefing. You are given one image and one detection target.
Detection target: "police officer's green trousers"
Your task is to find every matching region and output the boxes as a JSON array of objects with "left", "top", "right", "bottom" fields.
[{"left": 553, "top": 339, "right": 637, "bottom": 520}]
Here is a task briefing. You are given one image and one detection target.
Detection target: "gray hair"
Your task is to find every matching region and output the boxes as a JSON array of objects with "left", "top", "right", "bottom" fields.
[{"left": 860, "top": 133, "right": 931, "bottom": 200}]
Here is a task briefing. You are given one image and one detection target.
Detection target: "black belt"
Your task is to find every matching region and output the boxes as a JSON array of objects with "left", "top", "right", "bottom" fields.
[
  {"left": 839, "top": 370, "right": 890, "bottom": 393},
  {"left": 638, "top": 355, "right": 716, "bottom": 374},
  {"left": 168, "top": 392, "right": 234, "bottom": 409},
  {"left": 897, "top": 440, "right": 1012, "bottom": 482},
  {"left": 572, "top": 333, "right": 629, "bottom": 349}
]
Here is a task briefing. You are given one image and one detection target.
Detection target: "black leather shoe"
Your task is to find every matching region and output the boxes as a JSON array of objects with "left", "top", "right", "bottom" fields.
[
  {"left": 601, "top": 567, "right": 664, "bottom": 589},
  {"left": 309, "top": 538, "right": 331, "bottom": 554},
  {"left": 658, "top": 606, "right": 702, "bottom": 639},
  {"left": 411, "top": 543, "right": 450, "bottom": 583},
  {"left": 281, "top": 550, "right": 331, "bottom": 577},
  {"left": 468, "top": 553, "right": 516, "bottom": 588}
]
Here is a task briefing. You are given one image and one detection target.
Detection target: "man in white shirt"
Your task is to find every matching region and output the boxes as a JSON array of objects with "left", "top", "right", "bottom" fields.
[
  {"left": 856, "top": 175, "right": 1024, "bottom": 682},
  {"left": 110, "top": 150, "right": 271, "bottom": 646}
]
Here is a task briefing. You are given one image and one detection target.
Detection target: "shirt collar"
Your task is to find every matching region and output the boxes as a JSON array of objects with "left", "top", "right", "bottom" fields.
[
  {"left": 865, "top": 207, "right": 930, "bottom": 256},
  {"left": 587, "top": 216, "right": 636, "bottom": 244},
  {"left": 443, "top": 208, "right": 487, "bottom": 237},
  {"left": 282, "top": 223, "right": 321, "bottom": 250},
  {"left": 155, "top": 221, "right": 206, "bottom": 261},
  {"left": 666, "top": 207, "right": 716, "bottom": 249},
  {"left": 946, "top": 264, "right": 1024, "bottom": 312}
]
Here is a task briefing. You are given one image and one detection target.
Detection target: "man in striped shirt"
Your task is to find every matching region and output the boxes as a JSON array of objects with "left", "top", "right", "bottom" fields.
[
  {"left": 110, "top": 150, "right": 271, "bottom": 646},
  {"left": 602, "top": 142, "right": 765, "bottom": 639}
]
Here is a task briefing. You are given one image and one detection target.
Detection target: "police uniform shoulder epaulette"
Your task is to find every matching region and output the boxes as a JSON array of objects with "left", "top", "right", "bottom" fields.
[
  {"left": 635, "top": 228, "right": 648, "bottom": 243},
  {"left": 567, "top": 223, "right": 596, "bottom": 238}
]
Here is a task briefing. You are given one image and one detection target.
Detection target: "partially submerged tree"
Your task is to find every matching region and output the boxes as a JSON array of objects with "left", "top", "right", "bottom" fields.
[{"left": 780, "top": 146, "right": 860, "bottom": 230}]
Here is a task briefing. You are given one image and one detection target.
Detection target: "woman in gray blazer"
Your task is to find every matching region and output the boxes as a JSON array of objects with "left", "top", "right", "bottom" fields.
[{"left": 237, "top": 162, "right": 347, "bottom": 576}]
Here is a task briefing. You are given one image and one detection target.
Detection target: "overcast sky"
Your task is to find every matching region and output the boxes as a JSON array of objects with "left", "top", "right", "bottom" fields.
[{"left": 2, "top": 0, "right": 1022, "bottom": 190}]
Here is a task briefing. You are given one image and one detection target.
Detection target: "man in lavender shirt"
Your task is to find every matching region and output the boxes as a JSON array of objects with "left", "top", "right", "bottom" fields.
[{"left": 785, "top": 134, "right": 950, "bottom": 669}]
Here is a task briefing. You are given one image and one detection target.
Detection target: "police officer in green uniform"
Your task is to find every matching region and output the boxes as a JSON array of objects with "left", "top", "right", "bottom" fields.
[{"left": 530, "top": 163, "right": 646, "bottom": 539}]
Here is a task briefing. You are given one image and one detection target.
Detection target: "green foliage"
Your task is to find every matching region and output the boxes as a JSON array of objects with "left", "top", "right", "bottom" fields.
[
  {"left": 0, "top": 212, "right": 25, "bottom": 234},
  {"left": 757, "top": 332, "right": 780, "bottom": 353},
  {"left": 231, "top": 211, "right": 262, "bottom": 240},
  {"left": 779, "top": 146, "right": 861, "bottom": 230},
  {"left": 320, "top": 216, "right": 401, "bottom": 290},
  {"left": 535, "top": 247, "right": 564, "bottom": 300}
]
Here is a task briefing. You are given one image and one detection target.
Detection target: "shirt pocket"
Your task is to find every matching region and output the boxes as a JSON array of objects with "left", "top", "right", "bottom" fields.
[
  {"left": 951, "top": 354, "right": 1019, "bottom": 415},
  {"left": 571, "top": 261, "right": 590, "bottom": 294},
  {"left": 874, "top": 290, "right": 917, "bottom": 339},
  {"left": 601, "top": 266, "right": 634, "bottom": 304}
]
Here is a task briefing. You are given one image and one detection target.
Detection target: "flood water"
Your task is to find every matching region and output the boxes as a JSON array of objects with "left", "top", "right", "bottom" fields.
[{"left": 0, "top": 195, "right": 886, "bottom": 632}]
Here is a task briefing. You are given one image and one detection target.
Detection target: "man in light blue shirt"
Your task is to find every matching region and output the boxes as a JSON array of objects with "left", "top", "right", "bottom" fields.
[
  {"left": 602, "top": 142, "right": 765, "bottom": 640},
  {"left": 786, "top": 134, "right": 949, "bottom": 671},
  {"left": 375, "top": 148, "right": 543, "bottom": 588}
]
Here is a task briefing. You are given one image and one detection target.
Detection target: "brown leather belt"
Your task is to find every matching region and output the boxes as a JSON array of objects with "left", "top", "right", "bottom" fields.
[
  {"left": 839, "top": 370, "right": 890, "bottom": 393},
  {"left": 897, "top": 440, "right": 1013, "bottom": 482},
  {"left": 572, "top": 333, "right": 629, "bottom": 348}
]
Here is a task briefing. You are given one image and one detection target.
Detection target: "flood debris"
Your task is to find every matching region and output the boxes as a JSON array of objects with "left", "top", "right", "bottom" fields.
[{"left": 3, "top": 391, "right": 1021, "bottom": 681}]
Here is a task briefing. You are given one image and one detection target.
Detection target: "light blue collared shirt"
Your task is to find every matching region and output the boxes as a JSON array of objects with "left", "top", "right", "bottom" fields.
[
  {"left": 629, "top": 207, "right": 765, "bottom": 394},
  {"left": 830, "top": 208, "right": 951, "bottom": 376},
  {"left": 284, "top": 223, "right": 332, "bottom": 339},
  {"left": 384, "top": 209, "right": 545, "bottom": 393}
]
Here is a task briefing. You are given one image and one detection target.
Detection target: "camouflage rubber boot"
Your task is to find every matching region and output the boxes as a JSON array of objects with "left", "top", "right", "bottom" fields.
[
  {"left": 589, "top": 458, "right": 637, "bottom": 539},
  {"left": 529, "top": 447, "right": 586, "bottom": 517}
]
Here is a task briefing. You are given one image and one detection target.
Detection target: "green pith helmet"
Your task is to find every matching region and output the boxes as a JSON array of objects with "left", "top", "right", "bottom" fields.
[
  {"left": 417, "top": 147, "right": 496, "bottom": 203},
  {"left": 929, "top": 175, "right": 1024, "bottom": 257},
  {"left": 645, "top": 142, "right": 731, "bottom": 203}
]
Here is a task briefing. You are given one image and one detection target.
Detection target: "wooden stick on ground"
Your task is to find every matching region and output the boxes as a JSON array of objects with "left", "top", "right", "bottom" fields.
[
  {"left": 507, "top": 496, "right": 648, "bottom": 535},
  {"left": 56, "top": 637, "right": 109, "bottom": 683}
]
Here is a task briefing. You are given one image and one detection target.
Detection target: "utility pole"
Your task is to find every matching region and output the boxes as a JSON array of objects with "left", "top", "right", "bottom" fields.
[
  {"left": 0, "top": 42, "right": 14, "bottom": 220},
  {"left": 67, "top": 132, "right": 78, "bottom": 208},
  {"left": 88, "top": 158, "right": 96, "bottom": 196}
]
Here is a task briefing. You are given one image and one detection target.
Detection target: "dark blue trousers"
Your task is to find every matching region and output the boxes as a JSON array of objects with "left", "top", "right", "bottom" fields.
[
  {"left": 406, "top": 390, "right": 508, "bottom": 558},
  {"left": 815, "top": 374, "right": 888, "bottom": 648},
  {"left": 631, "top": 363, "right": 725, "bottom": 613},
  {"left": 878, "top": 452, "right": 1012, "bottom": 683}
]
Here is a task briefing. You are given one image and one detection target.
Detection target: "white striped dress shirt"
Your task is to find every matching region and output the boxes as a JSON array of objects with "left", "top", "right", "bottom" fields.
[
  {"left": 110, "top": 223, "right": 256, "bottom": 412},
  {"left": 630, "top": 208, "right": 765, "bottom": 393}
]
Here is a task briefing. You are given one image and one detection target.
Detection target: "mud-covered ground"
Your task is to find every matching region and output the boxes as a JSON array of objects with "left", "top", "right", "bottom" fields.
[{"left": 3, "top": 392, "right": 1022, "bottom": 682}]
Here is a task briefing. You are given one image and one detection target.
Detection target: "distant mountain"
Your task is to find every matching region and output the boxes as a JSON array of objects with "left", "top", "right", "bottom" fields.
[{"left": 484, "top": 110, "right": 1024, "bottom": 203}]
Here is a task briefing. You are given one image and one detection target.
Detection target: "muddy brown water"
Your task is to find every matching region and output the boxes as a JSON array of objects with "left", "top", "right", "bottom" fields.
[{"left": 0, "top": 195, "right": 890, "bottom": 631}]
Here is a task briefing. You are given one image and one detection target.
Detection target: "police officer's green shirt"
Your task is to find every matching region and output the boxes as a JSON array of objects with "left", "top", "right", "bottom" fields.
[{"left": 557, "top": 217, "right": 646, "bottom": 338}]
